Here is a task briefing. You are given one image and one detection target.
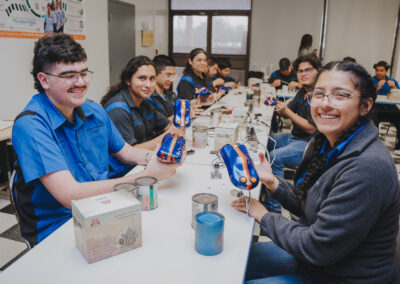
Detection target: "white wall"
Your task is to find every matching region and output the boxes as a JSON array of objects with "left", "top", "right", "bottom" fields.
[
  {"left": 250, "top": 0, "right": 324, "bottom": 72},
  {"left": 323, "top": 0, "right": 398, "bottom": 75},
  {"left": 0, "top": 0, "right": 169, "bottom": 120}
]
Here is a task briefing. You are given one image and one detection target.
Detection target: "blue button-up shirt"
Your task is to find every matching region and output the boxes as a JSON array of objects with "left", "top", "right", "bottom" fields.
[
  {"left": 372, "top": 75, "right": 400, "bottom": 95},
  {"left": 12, "top": 92, "right": 125, "bottom": 244}
]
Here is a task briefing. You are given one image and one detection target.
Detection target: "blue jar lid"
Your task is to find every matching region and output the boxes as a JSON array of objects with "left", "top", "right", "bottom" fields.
[{"left": 196, "top": 211, "right": 224, "bottom": 225}]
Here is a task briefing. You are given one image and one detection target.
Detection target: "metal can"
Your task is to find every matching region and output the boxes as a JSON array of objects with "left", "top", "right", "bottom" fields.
[
  {"left": 192, "top": 193, "right": 218, "bottom": 228},
  {"left": 113, "top": 182, "right": 138, "bottom": 198},
  {"left": 195, "top": 211, "right": 225, "bottom": 256},
  {"left": 135, "top": 176, "right": 158, "bottom": 211},
  {"left": 192, "top": 125, "right": 208, "bottom": 148}
]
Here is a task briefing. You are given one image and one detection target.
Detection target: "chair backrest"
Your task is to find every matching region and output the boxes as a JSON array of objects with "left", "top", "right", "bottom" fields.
[{"left": 8, "top": 169, "right": 31, "bottom": 250}]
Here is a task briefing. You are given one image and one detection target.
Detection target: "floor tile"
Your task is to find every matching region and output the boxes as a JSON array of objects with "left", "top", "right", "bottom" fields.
[
  {"left": 0, "top": 213, "right": 17, "bottom": 234},
  {"left": 0, "top": 199, "right": 10, "bottom": 210},
  {"left": 0, "top": 238, "right": 27, "bottom": 269},
  {"left": 0, "top": 224, "right": 25, "bottom": 243}
]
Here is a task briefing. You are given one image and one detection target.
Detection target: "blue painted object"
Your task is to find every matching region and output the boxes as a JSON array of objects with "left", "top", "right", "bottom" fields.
[
  {"left": 157, "top": 132, "right": 186, "bottom": 163},
  {"left": 195, "top": 87, "right": 212, "bottom": 97},
  {"left": 264, "top": 97, "right": 277, "bottom": 106},
  {"left": 218, "top": 85, "right": 232, "bottom": 92},
  {"left": 173, "top": 99, "right": 191, "bottom": 128},
  {"left": 195, "top": 211, "right": 224, "bottom": 256},
  {"left": 220, "top": 144, "right": 259, "bottom": 190}
]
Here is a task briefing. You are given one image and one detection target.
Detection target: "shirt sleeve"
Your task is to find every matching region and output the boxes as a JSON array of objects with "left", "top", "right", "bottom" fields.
[
  {"left": 177, "top": 79, "right": 195, "bottom": 100},
  {"left": 107, "top": 107, "right": 138, "bottom": 146},
  {"left": 267, "top": 72, "right": 275, "bottom": 84},
  {"left": 153, "top": 109, "right": 170, "bottom": 134},
  {"left": 12, "top": 115, "right": 69, "bottom": 183},
  {"left": 104, "top": 111, "right": 126, "bottom": 154}
]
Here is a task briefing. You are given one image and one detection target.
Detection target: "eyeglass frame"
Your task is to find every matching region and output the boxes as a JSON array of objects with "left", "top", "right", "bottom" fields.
[
  {"left": 44, "top": 70, "right": 94, "bottom": 84},
  {"left": 297, "top": 67, "right": 314, "bottom": 75},
  {"left": 306, "top": 90, "right": 359, "bottom": 109}
]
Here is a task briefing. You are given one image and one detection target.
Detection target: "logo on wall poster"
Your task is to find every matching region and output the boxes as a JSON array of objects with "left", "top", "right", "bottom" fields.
[{"left": 0, "top": 0, "right": 85, "bottom": 39}]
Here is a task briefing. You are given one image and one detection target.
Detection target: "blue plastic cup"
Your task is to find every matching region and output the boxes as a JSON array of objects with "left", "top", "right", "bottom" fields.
[{"left": 195, "top": 211, "right": 225, "bottom": 256}]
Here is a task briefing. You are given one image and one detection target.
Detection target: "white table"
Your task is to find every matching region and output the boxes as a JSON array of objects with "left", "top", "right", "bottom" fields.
[{"left": 0, "top": 89, "right": 274, "bottom": 284}]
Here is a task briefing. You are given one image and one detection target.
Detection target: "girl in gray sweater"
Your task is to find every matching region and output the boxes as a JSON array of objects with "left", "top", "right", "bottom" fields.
[{"left": 233, "top": 61, "right": 400, "bottom": 283}]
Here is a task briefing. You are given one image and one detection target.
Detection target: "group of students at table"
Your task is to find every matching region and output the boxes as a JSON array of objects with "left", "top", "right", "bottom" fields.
[{"left": 11, "top": 34, "right": 400, "bottom": 283}]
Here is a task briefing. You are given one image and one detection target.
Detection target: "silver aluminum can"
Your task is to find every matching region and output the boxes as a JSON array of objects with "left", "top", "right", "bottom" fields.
[
  {"left": 135, "top": 176, "right": 158, "bottom": 211},
  {"left": 191, "top": 193, "right": 218, "bottom": 229}
]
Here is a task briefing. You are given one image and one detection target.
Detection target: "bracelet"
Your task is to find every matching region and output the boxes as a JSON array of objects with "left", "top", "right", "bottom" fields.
[{"left": 145, "top": 152, "right": 151, "bottom": 164}]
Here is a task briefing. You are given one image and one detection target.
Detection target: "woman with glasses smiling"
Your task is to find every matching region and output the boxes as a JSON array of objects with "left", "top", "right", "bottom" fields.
[{"left": 232, "top": 61, "right": 400, "bottom": 283}]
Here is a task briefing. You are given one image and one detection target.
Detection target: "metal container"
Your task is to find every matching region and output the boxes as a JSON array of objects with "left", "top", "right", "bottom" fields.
[
  {"left": 113, "top": 182, "right": 138, "bottom": 198},
  {"left": 192, "top": 193, "right": 218, "bottom": 228},
  {"left": 192, "top": 125, "right": 208, "bottom": 148},
  {"left": 134, "top": 176, "right": 158, "bottom": 211},
  {"left": 195, "top": 211, "right": 225, "bottom": 256}
]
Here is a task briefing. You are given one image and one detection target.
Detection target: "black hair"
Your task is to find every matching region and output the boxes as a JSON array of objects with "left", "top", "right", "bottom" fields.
[
  {"left": 216, "top": 58, "right": 232, "bottom": 70},
  {"left": 208, "top": 57, "right": 217, "bottom": 67},
  {"left": 32, "top": 34, "right": 87, "bottom": 93},
  {"left": 100, "top": 56, "right": 154, "bottom": 106},
  {"left": 183, "top": 48, "right": 208, "bottom": 75},
  {"left": 293, "top": 53, "right": 321, "bottom": 72},
  {"left": 343, "top": 56, "right": 356, "bottom": 63},
  {"left": 373, "top": 60, "right": 390, "bottom": 71},
  {"left": 152, "top": 55, "right": 176, "bottom": 75},
  {"left": 279, "top": 58, "right": 291, "bottom": 71},
  {"left": 292, "top": 61, "right": 376, "bottom": 200},
  {"left": 298, "top": 34, "right": 313, "bottom": 54}
]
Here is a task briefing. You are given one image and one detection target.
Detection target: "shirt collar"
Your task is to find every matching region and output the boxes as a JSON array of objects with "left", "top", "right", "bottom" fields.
[
  {"left": 121, "top": 88, "right": 139, "bottom": 108},
  {"left": 38, "top": 92, "right": 94, "bottom": 130}
]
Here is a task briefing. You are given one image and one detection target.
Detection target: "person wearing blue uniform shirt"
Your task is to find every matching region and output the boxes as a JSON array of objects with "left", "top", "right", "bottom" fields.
[
  {"left": 177, "top": 48, "right": 216, "bottom": 103},
  {"left": 262, "top": 54, "right": 319, "bottom": 213},
  {"left": 149, "top": 55, "right": 178, "bottom": 119},
  {"left": 371, "top": 60, "right": 400, "bottom": 154},
  {"left": 12, "top": 34, "right": 182, "bottom": 247},
  {"left": 215, "top": 57, "right": 239, "bottom": 89},
  {"left": 268, "top": 57, "right": 301, "bottom": 90}
]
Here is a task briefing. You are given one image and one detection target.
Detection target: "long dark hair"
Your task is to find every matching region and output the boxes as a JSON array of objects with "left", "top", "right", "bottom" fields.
[
  {"left": 298, "top": 34, "right": 313, "bottom": 54},
  {"left": 292, "top": 61, "right": 376, "bottom": 200},
  {"left": 101, "top": 56, "right": 153, "bottom": 106},
  {"left": 183, "top": 48, "right": 207, "bottom": 75}
]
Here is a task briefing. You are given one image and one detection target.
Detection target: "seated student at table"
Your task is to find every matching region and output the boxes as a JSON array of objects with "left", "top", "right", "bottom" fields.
[
  {"left": 12, "top": 34, "right": 182, "bottom": 247},
  {"left": 371, "top": 60, "right": 400, "bottom": 154},
  {"left": 148, "top": 55, "right": 178, "bottom": 119},
  {"left": 177, "top": 48, "right": 215, "bottom": 102},
  {"left": 207, "top": 57, "right": 225, "bottom": 90},
  {"left": 263, "top": 54, "right": 319, "bottom": 213},
  {"left": 215, "top": 57, "right": 238, "bottom": 89},
  {"left": 268, "top": 57, "right": 301, "bottom": 90},
  {"left": 233, "top": 61, "right": 400, "bottom": 284},
  {"left": 101, "top": 56, "right": 183, "bottom": 151}
]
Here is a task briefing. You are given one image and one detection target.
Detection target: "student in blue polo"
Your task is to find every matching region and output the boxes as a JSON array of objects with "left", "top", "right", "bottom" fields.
[
  {"left": 148, "top": 55, "right": 178, "bottom": 119},
  {"left": 177, "top": 48, "right": 215, "bottom": 102},
  {"left": 12, "top": 34, "right": 182, "bottom": 247}
]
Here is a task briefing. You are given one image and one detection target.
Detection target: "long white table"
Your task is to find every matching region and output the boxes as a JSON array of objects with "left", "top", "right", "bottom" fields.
[{"left": 0, "top": 88, "right": 274, "bottom": 284}]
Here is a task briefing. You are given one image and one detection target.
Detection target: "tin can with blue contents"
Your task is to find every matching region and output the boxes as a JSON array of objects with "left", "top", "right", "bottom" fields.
[{"left": 195, "top": 211, "right": 225, "bottom": 256}]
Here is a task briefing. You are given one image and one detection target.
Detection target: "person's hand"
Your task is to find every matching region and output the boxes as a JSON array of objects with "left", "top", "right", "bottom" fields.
[
  {"left": 231, "top": 197, "right": 268, "bottom": 223},
  {"left": 377, "top": 80, "right": 386, "bottom": 90},
  {"left": 288, "top": 81, "right": 300, "bottom": 88},
  {"left": 190, "top": 103, "right": 203, "bottom": 118},
  {"left": 143, "top": 144, "right": 180, "bottom": 181},
  {"left": 224, "top": 82, "right": 237, "bottom": 88},
  {"left": 169, "top": 123, "right": 185, "bottom": 137},
  {"left": 254, "top": 153, "right": 279, "bottom": 190},
  {"left": 387, "top": 80, "right": 396, "bottom": 88},
  {"left": 213, "top": 78, "right": 225, "bottom": 88},
  {"left": 272, "top": 79, "right": 281, "bottom": 87},
  {"left": 275, "top": 101, "right": 287, "bottom": 115}
]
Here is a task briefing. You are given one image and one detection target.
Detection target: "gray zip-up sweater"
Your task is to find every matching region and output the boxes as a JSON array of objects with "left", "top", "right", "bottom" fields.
[{"left": 261, "top": 121, "right": 400, "bottom": 283}]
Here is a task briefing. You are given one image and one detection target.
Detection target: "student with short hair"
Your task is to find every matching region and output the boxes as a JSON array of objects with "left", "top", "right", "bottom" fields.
[
  {"left": 12, "top": 34, "right": 182, "bottom": 247},
  {"left": 215, "top": 58, "right": 239, "bottom": 88},
  {"left": 268, "top": 57, "right": 300, "bottom": 90},
  {"left": 148, "top": 55, "right": 178, "bottom": 119}
]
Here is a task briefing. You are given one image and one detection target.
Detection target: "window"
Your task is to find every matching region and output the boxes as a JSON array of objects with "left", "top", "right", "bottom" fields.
[
  {"left": 173, "top": 15, "right": 207, "bottom": 53},
  {"left": 211, "top": 16, "right": 248, "bottom": 55}
]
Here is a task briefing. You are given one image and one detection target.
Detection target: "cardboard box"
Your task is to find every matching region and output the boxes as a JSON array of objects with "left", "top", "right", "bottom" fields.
[
  {"left": 214, "top": 122, "right": 239, "bottom": 151},
  {"left": 72, "top": 190, "right": 142, "bottom": 263},
  {"left": 388, "top": 89, "right": 400, "bottom": 101}
]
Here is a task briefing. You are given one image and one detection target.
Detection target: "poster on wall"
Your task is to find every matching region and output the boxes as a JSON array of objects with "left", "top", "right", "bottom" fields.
[{"left": 0, "top": 0, "right": 85, "bottom": 40}]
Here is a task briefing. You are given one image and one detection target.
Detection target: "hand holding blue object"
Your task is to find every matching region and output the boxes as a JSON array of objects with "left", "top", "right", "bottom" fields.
[
  {"left": 195, "top": 87, "right": 212, "bottom": 97},
  {"left": 220, "top": 144, "right": 259, "bottom": 190},
  {"left": 173, "top": 99, "right": 191, "bottom": 129},
  {"left": 264, "top": 97, "right": 277, "bottom": 106},
  {"left": 157, "top": 132, "right": 186, "bottom": 163}
]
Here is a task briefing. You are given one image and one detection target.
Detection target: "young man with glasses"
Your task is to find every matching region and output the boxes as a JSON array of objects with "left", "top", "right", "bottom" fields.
[
  {"left": 263, "top": 54, "right": 320, "bottom": 213},
  {"left": 371, "top": 61, "right": 400, "bottom": 155},
  {"left": 12, "top": 34, "right": 182, "bottom": 247}
]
